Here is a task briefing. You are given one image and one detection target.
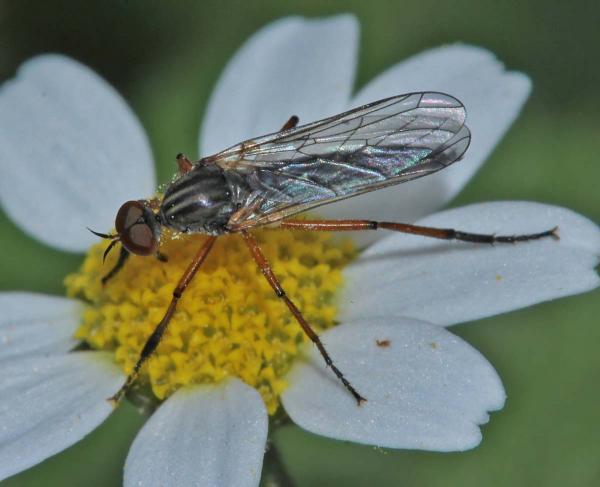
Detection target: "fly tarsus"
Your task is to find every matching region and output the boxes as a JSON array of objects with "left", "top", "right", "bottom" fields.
[{"left": 450, "top": 226, "right": 559, "bottom": 244}]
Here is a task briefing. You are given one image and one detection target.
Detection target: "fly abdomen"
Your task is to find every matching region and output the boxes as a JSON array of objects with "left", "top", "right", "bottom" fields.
[{"left": 160, "top": 164, "right": 244, "bottom": 235}]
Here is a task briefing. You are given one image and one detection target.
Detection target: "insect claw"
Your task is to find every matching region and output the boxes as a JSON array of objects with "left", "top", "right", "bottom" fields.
[
  {"left": 550, "top": 226, "right": 560, "bottom": 240},
  {"left": 106, "top": 394, "right": 120, "bottom": 408},
  {"left": 345, "top": 381, "right": 367, "bottom": 406},
  {"left": 108, "top": 378, "right": 131, "bottom": 406}
]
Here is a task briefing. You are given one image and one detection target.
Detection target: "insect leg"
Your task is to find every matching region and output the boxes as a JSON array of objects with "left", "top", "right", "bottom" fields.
[
  {"left": 101, "top": 246, "right": 130, "bottom": 285},
  {"left": 279, "top": 219, "right": 559, "bottom": 244},
  {"left": 176, "top": 153, "right": 193, "bottom": 174},
  {"left": 108, "top": 236, "right": 217, "bottom": 405},
  {"left": 241, "top": 230, "right": 366, "bottom": 405},
  {"left": 280, "top": 115, "right": 299, "bottom": 131}
]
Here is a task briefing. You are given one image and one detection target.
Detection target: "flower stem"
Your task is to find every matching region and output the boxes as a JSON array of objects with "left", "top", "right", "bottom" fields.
[{"left": 261, "top": 437, "right": 296, "bottom": 487}]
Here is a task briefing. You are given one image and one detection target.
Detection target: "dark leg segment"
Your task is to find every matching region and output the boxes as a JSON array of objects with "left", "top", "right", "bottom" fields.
[
  {"left": 108, "top": 236, "right": 217, "bottom": 405},
  {"left": 279, "top": 219, "right": 559, "bottom": 244},
  {"left": 241, "top": 230, "right": 366, "bottom": 405},
  {"left": 102, "top": 246, "right": 130, "bottom": 285}
]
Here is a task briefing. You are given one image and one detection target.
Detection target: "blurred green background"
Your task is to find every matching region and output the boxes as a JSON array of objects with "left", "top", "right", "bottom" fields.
[{"left": 0, "top": 1, "right": 598, "bottom": 486}]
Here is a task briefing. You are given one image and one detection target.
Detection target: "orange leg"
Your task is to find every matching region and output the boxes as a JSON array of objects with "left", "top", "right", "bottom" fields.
[
  {"left": 280, "top": 115, "right": 299, "bottom": 131},
  {"left": 176, "top": 153, "right": 194, "bottom": 174},
  {"left": 241, "top": 230, "right": 366, "bottom": 405},
  {"left": 279, "top": 219, "right": 559, "bottom": 244},
  {"left": 109, "top": 236, "right": 217, "bottom": 404}
]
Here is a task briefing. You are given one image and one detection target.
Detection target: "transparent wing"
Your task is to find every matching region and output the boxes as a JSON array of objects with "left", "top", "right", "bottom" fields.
[{"left": 205, "top": 92, "right": 471, "bottom": 229}]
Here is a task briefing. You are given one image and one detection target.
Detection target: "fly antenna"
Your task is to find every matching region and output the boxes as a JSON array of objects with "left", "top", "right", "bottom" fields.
[
  {"left": 87, "top": 227, "right": 117, "bottom": 240},
  {"left": 87, "top": 227, "right": 121, "bottom": 262}
]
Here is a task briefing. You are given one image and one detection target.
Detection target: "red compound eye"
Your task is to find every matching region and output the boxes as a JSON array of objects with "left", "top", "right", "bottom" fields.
[{"left": 115, "top": 201, "right": 158, "bottom": 256}]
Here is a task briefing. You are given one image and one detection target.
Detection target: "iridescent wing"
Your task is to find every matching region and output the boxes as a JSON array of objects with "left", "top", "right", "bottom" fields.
[{"left": 204, "top": 92, "right": 471, "bottom": 230}]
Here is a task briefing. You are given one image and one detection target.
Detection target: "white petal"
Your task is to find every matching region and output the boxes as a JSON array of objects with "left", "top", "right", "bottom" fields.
[
  {"left": 0, "top": 55, "right": 155, "bottom": 253},
  {"left": 124, "top": 379, "right": 268, "bottom": 487},
  {"left": 199, "top": 15, "right": 358, "bottom": 156},
  {"left": 0, "top": 352, "right": 123, "bottom": 481},
  {"left": 0, "top": 292, "right": 81, "bottom": 363},
  {"left": 341, "top": 201, "right": 600, "bottom": 326},
  {"left": 317, "top": 45, "right": 531, "bottom": 246},
  {"left": 282, "top": 319, "right": 504, "bottom": 451}
]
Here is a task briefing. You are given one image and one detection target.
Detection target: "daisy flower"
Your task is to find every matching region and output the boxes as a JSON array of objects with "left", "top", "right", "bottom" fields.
[{"left": 0, "top": 14, "right": 598, "bottom": 486}]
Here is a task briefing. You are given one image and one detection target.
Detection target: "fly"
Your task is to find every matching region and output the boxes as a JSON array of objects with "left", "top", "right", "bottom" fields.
[{"left": 94, "top": 92, "right": 558, "bottom": 405}]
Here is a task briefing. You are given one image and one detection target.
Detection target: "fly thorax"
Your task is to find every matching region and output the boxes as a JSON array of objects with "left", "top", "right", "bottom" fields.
[{"left": 160, "top": 165, "right": 243, "bottom": 235}]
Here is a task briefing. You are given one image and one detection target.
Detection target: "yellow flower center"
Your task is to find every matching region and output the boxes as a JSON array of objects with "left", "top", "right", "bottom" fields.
[{"left": 65, "top": 228, "right": 356, "bottom": 414}]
